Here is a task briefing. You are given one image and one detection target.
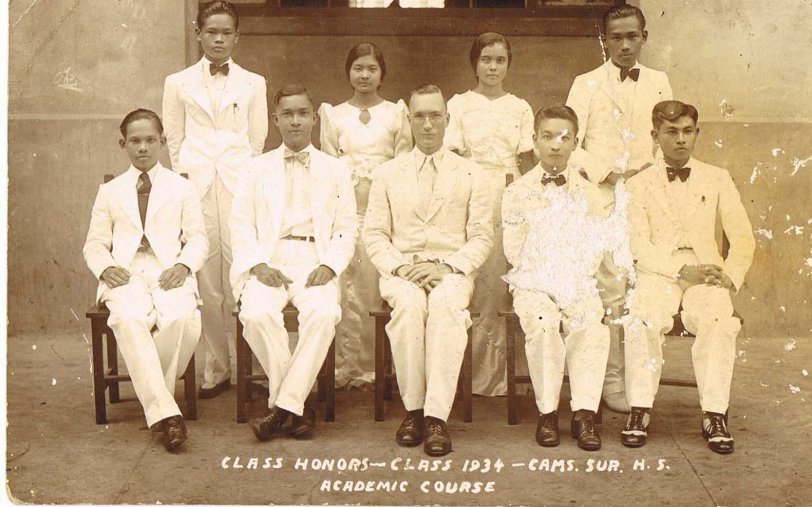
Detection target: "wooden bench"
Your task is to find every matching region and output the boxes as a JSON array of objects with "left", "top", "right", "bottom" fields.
[
  {"left": 233, "top": 304, "right": 336, "bottom": 424},
  {"left": 371, "top": 301, "right": 476, "bottom": 423},
  {"left": 85, "top": 303, "right": 197, "bottom": 424}
]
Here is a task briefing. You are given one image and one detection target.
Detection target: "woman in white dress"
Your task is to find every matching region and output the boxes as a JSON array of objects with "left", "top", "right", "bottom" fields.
[
  {"left": 319, "top": 42, "right": 413, "bottom": 387},
  {"left": 445, "top": 32, "right": 535, "bottom": 396}
]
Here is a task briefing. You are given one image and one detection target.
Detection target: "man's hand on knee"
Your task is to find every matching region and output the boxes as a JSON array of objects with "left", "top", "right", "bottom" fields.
[
  {"left": 704, "top": 269, "right": 735, "bottom": 292},
  {"left": 403, "top": 262, "right": 436, "bottom": 286},
  {"left": 678, "top": 264, "right": 723, "bottom": 287},
  {"left": 101, "top": 266, "right": 130, "bottom": 288},
  {"left": 420, "top": 264, "right": 453, "bottom": 292},
  {"left": 305, "top": 265, "right": 336, "bottom": 287},
  {"left": 158, "top": 264, "right": 190, "bottom": 290},
  {"left": 251, "top": 263, "right": 292, "bottom": 288}
]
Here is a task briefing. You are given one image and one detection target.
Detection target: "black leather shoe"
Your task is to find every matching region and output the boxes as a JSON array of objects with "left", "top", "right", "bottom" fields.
[
  {"left": 290, "top": 403, "right": 316, "bottom": 439},
  {"left": 395, "top": 410, "right": 424, "bottom": 447},
  {"left": 703, "top": 412, "right": 734, "bottom": 454},
  {"left": 423, "top": 416, "right": 452, "bottom": 457},
  {"left": 162, "top": 415, "right": 188, "bottom": 452},
  {"left": 199, "top": 378, "right": 231, "bottom": 399},
  {"left": 249, "top": 406, "right": 290, "bottom": 442},
  {"left": 535, "top": 411, "right": 559, "bottom": 447},
  {"left": 571, "top": 410, "right": 601, "bottom": 451},
  {"left": 621, "top": 407, "right": 650, "bottom": 448}
]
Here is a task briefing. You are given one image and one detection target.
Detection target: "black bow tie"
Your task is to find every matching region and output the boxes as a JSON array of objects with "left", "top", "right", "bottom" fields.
[
  {"left": 620, "top": 67, "right": 640, "bottom": 82},
  {"left": 666, "top": 166, "right": 691, "bottom": 182},
  {"left": 541, "top": 173, "right": 566, "bottom": 187},
  {"left": 209, "top": 63, "right": 229, "bottom": 76}
]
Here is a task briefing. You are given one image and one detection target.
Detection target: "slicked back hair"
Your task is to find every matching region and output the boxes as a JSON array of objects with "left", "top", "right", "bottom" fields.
[
  {"left": 119, "top": 109, "right": 164, "bottom": 137},
  {"left": 534, "top": 104, "right": 579, "bottom": 137},
  {"left": 273, "top": 84, "right": 316, "bottom": 110},
  {"left": 197, "top": 0, "right": 239, "bottom": 30},
  {"left": 652, "top": 100, "right": 699, "bottom": 130},
  {"left": 602, "top": 4, "right": 646, "bottom": 34}
]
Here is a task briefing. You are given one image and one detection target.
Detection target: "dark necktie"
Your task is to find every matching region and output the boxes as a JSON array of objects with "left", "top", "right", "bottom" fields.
[
  {"left": 209, "top": 62, "right": 229, "bottom": 76},
  {"left": 541, "top": 173, "right": 567, "bottom": 187},
  {"left": 137, "top": 172, "right": 152, "bottom": 248},
  {"left": 666, "top": 166, "right": 691, "bottom": 183},
  {"left": 620, "top": 67, "right": 640, "bottom": 82}
]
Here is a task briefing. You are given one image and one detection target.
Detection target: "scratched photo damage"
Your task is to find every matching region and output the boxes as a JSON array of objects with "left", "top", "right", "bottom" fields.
[{"left": 6, "top": 0, "right": 812, "bottom": 505}]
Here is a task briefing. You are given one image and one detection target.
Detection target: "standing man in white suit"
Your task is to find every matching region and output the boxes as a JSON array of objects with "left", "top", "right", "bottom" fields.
[
  {"left": 231, "top": 85, "right": 358, "bottom": 441},
  {"left": 163, "top": 0, "right": 268, "bottom": 398},
  {"left": 83, "top": 110, "right": 209, "bottom": 452},
  {"left": 621, "top": 101, "right": 755, "bottom": 454},
  {"left": 364, "top": 84, "right": 493, "bottom": 457},
  {"left": 566, "top": 4, "right": 672, "bottom": 414}
]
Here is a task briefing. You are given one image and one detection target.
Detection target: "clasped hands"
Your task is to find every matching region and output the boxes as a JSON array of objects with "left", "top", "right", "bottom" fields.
[
  {"left": 678, "top": 264, "right": 734, "bottom": 291},
  {"left": 101, "top": 264, "right": 190, "bottom": 290},
  {"left": 251, "top": 263, "right": 335, "bottom": 288},
  {"left": 395, "top": 261, "right": 453, "bottom": 292}
]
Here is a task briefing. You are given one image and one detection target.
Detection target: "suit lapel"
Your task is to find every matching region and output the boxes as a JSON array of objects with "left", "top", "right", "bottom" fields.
[
  {"left": 597, "top": 63, "right": 629, "bottom": 116},
  {"left": 683, "top": 160, "right": 706, "bottom": 222},
  {"left": 647, "top": 163, "right": 679, "bottom": 225},
  {"left": 424, "top": 152, "right": 457, "bottom": 223},
  {"left": 144, "top": 166, "right": 173, "bottom": 227},
  {"left": 183, "top": 62, "right": 216, "bottom": 119},
  {"left": 404, "top": 154, "right": 427, "bottom": 222},
  {"left": 308, "top": 153, "right": 326, "bottom": 243},
  {"left": 263, "top": 149, "right": 286, "bottom": 242},
  {"left": 219, "top": 63, "right": 246, "bottom": 114},
  {"left": 116, "top": 170, "right": 143, "bottom": 232}
]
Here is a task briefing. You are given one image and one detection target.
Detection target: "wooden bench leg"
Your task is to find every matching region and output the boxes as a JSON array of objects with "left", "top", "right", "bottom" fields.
[
  {"left": 184, "top": 354, "right": 197, "bottom": 420},
  {"left": 374, "top": 316, "right": 386, "bottom": 422},
  {"left": 462, "top": 327, "right": 473, "bottom": 423},
  {"left": 325, "top": 340, "right": 336, "bottom": 422},
  {"left": 106, "top": 330, "right": 120, "bottom": 404},
  {"left": 506, "top": 316, "right": 518, "bottom": 425},
  {"left": 383, "top": 324, "right": 394, "bottom": 402},
  {"left": 91, "top": 319, "right": 108, "bottom": 425},
  {"left": 236, "top": 318, "right": 248, "bottom": 424}
]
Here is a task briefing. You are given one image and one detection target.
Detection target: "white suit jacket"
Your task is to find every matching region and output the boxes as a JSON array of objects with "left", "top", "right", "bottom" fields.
[
  {"left": 229, "top": 145, "right": 359, "bottom": 300},
  {"left": 566, "top": 61, "right": 672, "bottom": 183},
  {"left": 83, "top": 163, "right": 209, "bottom": 301},
  {"left": 363, "top": 148, "right": 493, "bottom": 278},
  {"left": 162, "top": 58, "right": 268, "bottom": 198},
  {"left": 626, "top": 157, "right": 755, "bottom": 291},
  {"left": 502, "top": 164, "right": 611, "bottom": 269}
]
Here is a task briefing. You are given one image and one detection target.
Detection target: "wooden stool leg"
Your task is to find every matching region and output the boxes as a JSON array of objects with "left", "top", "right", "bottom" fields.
[
  {"left": 184, "top": 354, "right": 197, "bottom": 420},
  {"left": 91, "top": 319, "right": 108, "bottom": 424},
  {"left": 325, "top": 340, "right": 336, "bottom": 422},
  {"left": 236, "top": 318, "right": 248, "bottom": 423},
  {"left": 106, "top": 330, "right": 120, "bottom": 403},
  {"left": 374, "top": 316, "right": 386, "bottom": 422},
  {"left": 462, "top": 327, "right": 473, "bottom": 423},
  {"left": 506, "top": 316, "right": 518, "bottom": 425},
  {"left": 383, "top": 329, "right": 394, "bottom": 401}
]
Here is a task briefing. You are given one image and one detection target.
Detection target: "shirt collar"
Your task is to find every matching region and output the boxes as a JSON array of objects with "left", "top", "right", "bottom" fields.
[
  {"left": 412, "top": 146, "right": 445, "bottom": 171},
  {"left": 128, "top": 162, "right": 161, "bottom": 182},
  {"left": 283, "top": 143, "right": 314, "bottom": 156},
  {"left": 605, "top": 59, "right": 641, "bottom": 82},
  {"left": 202, "top": 56, "right": 233, "bottom": 68}
]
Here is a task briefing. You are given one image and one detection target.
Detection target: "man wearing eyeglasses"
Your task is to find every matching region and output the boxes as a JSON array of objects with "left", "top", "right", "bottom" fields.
[{"left": 363, "top": 83, "right": 493, "bottom": 457}]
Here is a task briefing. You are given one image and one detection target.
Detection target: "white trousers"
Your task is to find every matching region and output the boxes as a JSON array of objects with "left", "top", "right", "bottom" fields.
[
  {"left": 238, "top": 241, "right": 341, "bottom": 416},
  {"left": 102, "top": 251, "right": 201, "bottom": 428},
  {"left": 198, "top": 174, "right": 235, "bottom": 385},
  {"left": 596, "top": 254, "right": 628, "bottom": 397},
  {"left": 379, "top": 274, "right": 474, "bottom": 422},
  {"left": 624, "top": 266, "right": 741, "bottom": 414},
  {"left": 513, "top": 288, "right": 609, "bottom": 414}
]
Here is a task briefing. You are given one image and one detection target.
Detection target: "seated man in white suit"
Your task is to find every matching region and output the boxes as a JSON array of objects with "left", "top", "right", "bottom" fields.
[
  {"left": 502, "top": 105, "right": 612, "bottom": 451},
  {"left": 364, "top": 84, "right": 493, "bottom": 457},
  {"left": 231, "top": 85, "right": 358, "bottom": 441},
  {"left": 83, "top": 109, "right": 208, "bottom": 452},
  {"left": 621, "top": 101, "right": 755, "bottom": 454}
]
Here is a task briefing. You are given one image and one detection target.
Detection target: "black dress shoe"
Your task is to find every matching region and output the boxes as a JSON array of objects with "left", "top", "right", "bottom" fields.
[
  {"left": 290, "top": 403, "right": 316, "bottom": 439},
  {"left": 571, "top": 410, "right": 601, "bottom": 451},
  {"left": 249, "top": 406, "right": 290, "bottom": 442},
  {"left": 621, "top": 407, "right": 650, "bottom": 448},
  {"left": 162, "top": 415, "right": 188, "bottom": 452},
  {"left": 535, "top": 411, "right": 559, "bottom": 447},
  {"left": 423, "top": 416, "right": 452, "bottom": 457},
  {"left": 199, "top": 378, "right": 231, "bottom": 399},
  {"left": 395, "top": 410, "right": 424, "bottom": 447},
  {"left": 703, "top": 412, "right": 734, "bottom": 454}
]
